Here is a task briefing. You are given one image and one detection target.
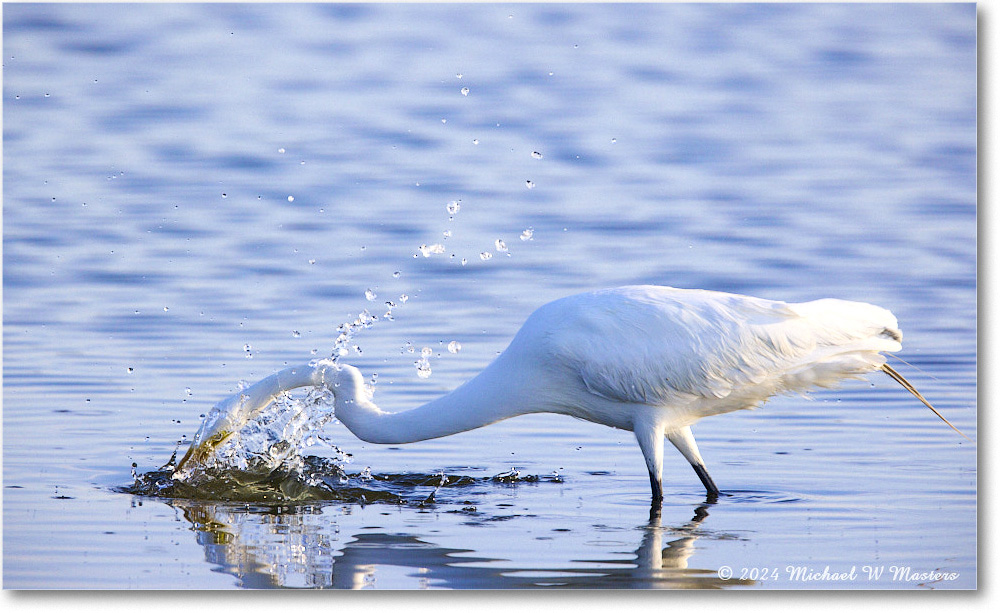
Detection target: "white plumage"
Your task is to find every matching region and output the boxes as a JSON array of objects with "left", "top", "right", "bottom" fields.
[{"left": 176, "top": 285, "right": 962, "bottom": 506}]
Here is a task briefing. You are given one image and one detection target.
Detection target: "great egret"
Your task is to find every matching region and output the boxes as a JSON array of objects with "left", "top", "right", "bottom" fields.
[{"left": 175, "top": 285, "right": 966, "bottom": 505}]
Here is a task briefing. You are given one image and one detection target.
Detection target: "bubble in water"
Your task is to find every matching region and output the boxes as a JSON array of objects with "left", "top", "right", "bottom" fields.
[
  {"left": 221, "top": 193, "right": 228, "bottom": 199},
  {"left": 520, "top": 227, "right": 534, "bottom": 241},
  {"left": 461, "top": 87, "right": 470, "bottom": 96},
  {"left": 479, "top": 251, "right": 493, "bottom": 261},
  {"left": 446, "top": 200, "right": 461, "bottom": 215},
  {"left": 244, "top": 344, "right": 253, "bottom": 359},
  {"left": 278, "top": 147, "right": 286, "bottom": 153},
  {"left": 448, "top": 341, "right": 462, "bottom": 354},
  {"left": 495, "top": 239, "right": 508, "bottom": 253},
  {"left": 287, "top": 195, "right": 294, "bottom": 202},
  {"left": 456, "top": 73, "right": 463, "bottom": 79},
  {"left": 421, "top": 346, "right": 433, "bottom": 358},
  {"left": 525, "top": 180, "right": 535, "bottom": 189},
  {"left": 292, "top": 330, "right": 301, "bottom": 338},
  {"left": 399, "top": 294, "right": 409, "bottom": 303},
  {"left": 443, "top": 229, "right": 452, "bottom": 238},
  {"left": 611, "top": 138, "right": 617, "bottom": 144},
  {"left": 393, "top": 271, "right": 401, "bottom": 278},
  {"left": 364, "top": 288, "right": 377, "bottom": 301},
  {"left": 461, "top": 258, "right": 468, "bottom": 266},
  {"left": 472, "top": 139, "right": 479, "bottom": 145},
  {"left": 531, "top": 151, "right": 543, "bottom": 159}
]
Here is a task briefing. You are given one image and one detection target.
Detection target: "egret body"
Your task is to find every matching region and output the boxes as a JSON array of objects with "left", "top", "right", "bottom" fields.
[{"left": 176, "top": 286, "right": 963, "bottom": 505}]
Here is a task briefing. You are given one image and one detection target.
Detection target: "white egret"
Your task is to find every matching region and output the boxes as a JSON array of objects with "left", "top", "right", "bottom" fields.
[{"left": 175, "top": 285, "right": 966, "bottom": 505}]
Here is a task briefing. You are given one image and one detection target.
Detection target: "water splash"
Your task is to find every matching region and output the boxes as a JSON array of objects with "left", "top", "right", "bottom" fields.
[{"left": 170, "top": 380, "right": 341, "bottom": 488}]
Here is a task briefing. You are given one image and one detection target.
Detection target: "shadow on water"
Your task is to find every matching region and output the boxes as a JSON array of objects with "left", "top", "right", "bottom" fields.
[
  {"left": 121, "top": 455, "right": 563, "bottom": 506},
  {"left": 166, "top": 499, "right": 753, "bottom": 589}
]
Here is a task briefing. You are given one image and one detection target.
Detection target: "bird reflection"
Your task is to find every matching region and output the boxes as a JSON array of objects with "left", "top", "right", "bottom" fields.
[{"left": 168, "top": 498, "right": 754, "bottom": 589}]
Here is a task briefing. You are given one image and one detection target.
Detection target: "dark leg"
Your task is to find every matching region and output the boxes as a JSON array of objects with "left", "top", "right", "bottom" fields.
[
  {"left": 648, "top": 470, "right": 664, "bottom": 516},
  {"left": 649, "top": 469, "right": 664, "bottom": 504},
  {"left": 692, "top": 463, "right": 720, "bottom": 500}
]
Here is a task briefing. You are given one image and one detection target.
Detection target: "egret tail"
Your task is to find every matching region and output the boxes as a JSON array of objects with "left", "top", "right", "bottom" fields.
[{"left": 881, "top": 363, "right": 970, "bottom": 440}]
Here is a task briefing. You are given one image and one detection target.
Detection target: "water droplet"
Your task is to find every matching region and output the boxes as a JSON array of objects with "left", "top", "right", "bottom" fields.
[
  {"left": 393, "top": 271, "right": 401, "bottom": 278},
  {"left": 365, "top": 288, "right": 377, "bottom": 301},
  {"left": 441, "top": 118, "right": 447, "bottom": 124},
  {"left": 221, "top": 193, "right": 227, "bottom": 199},
  {"left": 520, "top": 227, "right": 534, "bottom": 241},
  {"left": 244, "top": 344, "right": 253, "bottom": 358},
  {"left": 461, "top": 258, "right": 468, "bottom": 266},
  {"left": 443, "top": 229, "right": 452, "bottom": 238},
  {"left": 287, "top": 195, "right": 294, "bottom": 202},
  {"left": 495, "top": 239, "right": 508, "bottom": 253},
  {"left": 399, "top": 294, "right": 409, "bottom": 303},
  {"left": 610, "top": 138, "right": 617, "bottom": 144},
  {"left": 446, "top": 200, "right": 461, "bottom": 215},
  {"left": 421, "top": 347, "right": 433, "bottom": 358},
  {"left": 308, "top": 259, "right": 316, "bottom": 265},
  {"left": 292, "top": 330, "right": 301, "bottom": 338},
  {"left": 163, "top": 306, "right": 169, "bottom": 312},
  {"left": 472, "top": 139, "right": 479, "bottom": 145},
  {"left": 418, "top": 243, "right": 446, "bottom": 257},
  {"left": 525, "top": 180, "right": 535, "bottom": 189},
  {"left": 126, "top": 367, "right": 134, "bottom": 374},
  {"left": 479, "top": 251, "right": 493, "bottom": 261},
  {"left": 185, "top": 387, "right": 193, "bottom": 396},
  {"left": 448, "top": 341, "right": 462, "bottom": 354},
  {"left": 278, "top": 147, "right": 286, "bottom": 153},
  {"left": 44, "top": 93, "right": 50, "bottom": 98},
  {"left": 456, "top": 73, "right": 463, "bottom": 79},
  {"left": 531, "top": 151, "right": 543, "bottom": 159},
  {"left": 415, "top": 364, "right": 432, "bottom": 379}
]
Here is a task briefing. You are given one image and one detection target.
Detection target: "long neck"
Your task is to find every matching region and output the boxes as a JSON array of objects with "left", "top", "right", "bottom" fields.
[{"left": 333, "top": 357, "right": 536, "bottom": 444}]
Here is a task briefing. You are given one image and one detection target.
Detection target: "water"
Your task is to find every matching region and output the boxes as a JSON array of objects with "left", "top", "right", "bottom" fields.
[{"left": 3, "top": 3, "right": 976, "bottom": 589}]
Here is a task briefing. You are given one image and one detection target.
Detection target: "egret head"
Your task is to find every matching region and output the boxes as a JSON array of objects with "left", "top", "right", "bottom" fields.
[{"left": 329, "top": 363, "right": 369, "bottom": 410}]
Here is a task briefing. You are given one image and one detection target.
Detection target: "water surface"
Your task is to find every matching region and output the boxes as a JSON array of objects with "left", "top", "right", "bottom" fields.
[{"left": 3, "top": 3, "right": 976, "bottom": 589}]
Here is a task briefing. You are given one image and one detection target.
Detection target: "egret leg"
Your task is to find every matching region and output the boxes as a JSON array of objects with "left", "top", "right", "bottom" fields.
[
  {"left": 667, "top": 426, "right": 720, "bottom": 498},
  {"left": 634, "top": 418, "right": 666, "bottom": 506}
]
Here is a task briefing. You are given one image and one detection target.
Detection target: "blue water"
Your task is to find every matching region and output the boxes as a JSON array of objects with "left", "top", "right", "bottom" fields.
[{"left": 3, "top": 3, "right": 976, "bottom": 589}]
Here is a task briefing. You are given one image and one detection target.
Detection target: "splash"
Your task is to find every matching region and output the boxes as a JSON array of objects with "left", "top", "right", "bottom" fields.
[{"left": 169, "top": 376, "right": 343, "bottom": 489}]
